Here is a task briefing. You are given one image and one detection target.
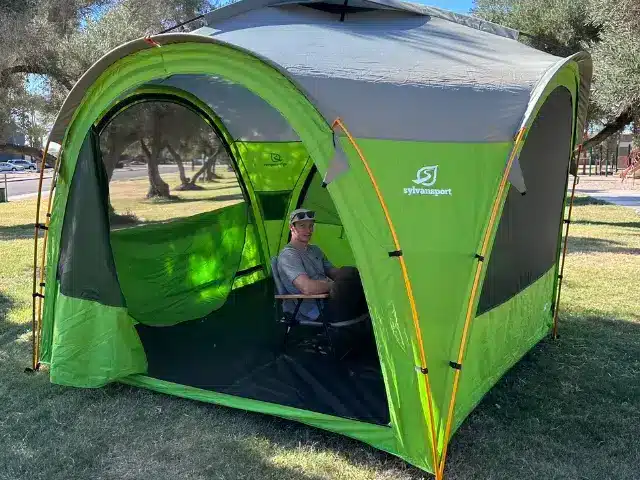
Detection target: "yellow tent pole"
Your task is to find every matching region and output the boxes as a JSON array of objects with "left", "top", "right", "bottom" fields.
[
  {"left": 30, "top": 139, "right": 53, "bottom": 371},
  {"left": 34, "top": 144, "right": 64, "bottom": 369},
  {"left": 437, "top": 127, "right": 527, "bottom": 479},
  {"left": 332, "top": 118, "right": 440, "bottom": 475},
  {"left": 30, "top": 139, "right": 63, "bottom": 371},
  {"left": 553, "top": 141, "right": 584, "bottom": 338}
]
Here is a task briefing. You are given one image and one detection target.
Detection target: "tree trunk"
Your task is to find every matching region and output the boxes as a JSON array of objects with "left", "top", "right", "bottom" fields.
[
  {"left": 165, "top": 144, "right": 189, "bottom": 185},
  {"left": 0, "top": 64, "right": 74, "bottom": 90},
  {"left": 140, "top": 139, "right": 170, "bottom": 199},
  {"left": 582, "top": 106, "right": 635, "bottom": 150},
  {"left": 188, "top": 145, "right": 222, "bottom": 186},
  {"left": 205, "top": 155, "right": 217, "bottom": 182}
]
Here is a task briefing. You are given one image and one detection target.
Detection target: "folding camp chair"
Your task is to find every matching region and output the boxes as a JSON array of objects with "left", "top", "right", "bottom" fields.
[{"left": 271, "top": 256, "right": 368, "bottom": 356}]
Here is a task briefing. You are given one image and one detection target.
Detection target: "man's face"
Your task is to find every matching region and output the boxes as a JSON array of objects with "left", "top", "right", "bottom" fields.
[{"left": 291, "top": 220, "right": 314, "bottom": 243}]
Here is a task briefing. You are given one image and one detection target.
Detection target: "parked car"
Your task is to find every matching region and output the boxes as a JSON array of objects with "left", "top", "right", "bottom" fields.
[
  {"left": 0, "top": 162, "right": 25, "bottom": 172},
  {"left": 8, "top": 159, "right": 37, "bottom": 171}
]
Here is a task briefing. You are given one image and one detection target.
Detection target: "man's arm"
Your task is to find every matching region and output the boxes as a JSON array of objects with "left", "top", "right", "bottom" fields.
[
  {"left": 293, "top": 274, "right": 333, "bottom": 295},
  {"left": 279, "top": 249, "right": 333, "bottom": 295}
]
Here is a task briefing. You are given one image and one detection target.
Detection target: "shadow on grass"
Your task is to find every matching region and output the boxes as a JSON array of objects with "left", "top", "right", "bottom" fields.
[
  {"left": 572, "top": 219, "right": 640, "bottom": 229},
  {"left": 443, "top": 313, "right": 640, "bottom": 479},
  {"left": 0, "top": 223, "right": 41, "bottom": 241},
  {"left": 569, "top": 196, "right": 612, "bottom": 206},
  {"left": 567, "top": 236, "right": 640, "bottom": 255},
  {"left": 0, "top": 289, "right": 15, "bottom": 326},
  {"left": 146, "top": 193, "right": 243, "bottom": 205},
  {"left": 0, "top": 290, "right": 30, "bottom": 364}
]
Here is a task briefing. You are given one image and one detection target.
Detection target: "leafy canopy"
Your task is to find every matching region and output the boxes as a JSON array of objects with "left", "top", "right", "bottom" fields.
[{"left": 473, "top": 0, "right": 640, "bottom": 144}]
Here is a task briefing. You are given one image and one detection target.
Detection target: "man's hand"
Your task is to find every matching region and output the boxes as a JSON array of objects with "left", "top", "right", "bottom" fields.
[{"left": 293, "top": 274, "right": 333, "bottom": 295}]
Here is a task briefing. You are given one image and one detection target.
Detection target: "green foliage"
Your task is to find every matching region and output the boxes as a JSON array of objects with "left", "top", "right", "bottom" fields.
[
  {"left": 0, "top": 0, "right": 222, "bottom": 149},
  {"left": 473, "top": 1, "right": 600, "bottom": 56}
]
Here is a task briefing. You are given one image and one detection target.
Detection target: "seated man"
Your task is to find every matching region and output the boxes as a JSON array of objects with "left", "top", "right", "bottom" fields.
[{"left": 277, "top": 208, "right": 368, "bottom": 323}]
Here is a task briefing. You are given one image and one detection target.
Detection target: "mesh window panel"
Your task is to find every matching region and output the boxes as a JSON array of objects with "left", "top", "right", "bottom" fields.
[
  {"left": 477, "top": 87, "right": 573, "bottom": 315},
  {"left": 258, "top": 191, "right": 291, "bottom": 220},
  {"left": 98, "top": 100, "right": 243, "bottom": 230},
  {"left": 300, "top": 167, "right": 342, "bottom": 226},
  {"left": 58, "top": 129, "right": 125, "bottom": 306}
]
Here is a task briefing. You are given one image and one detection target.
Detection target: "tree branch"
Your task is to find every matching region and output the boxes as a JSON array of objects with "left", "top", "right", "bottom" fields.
[
  {"left": 0, "top": 64, "right": 74, "bottom": 90},
  {"left": 0, "top": 143, "right": 57, "bottom": 166},
  {"left": 139, "top": 138, "right": 152, "bottom": 160},
  {"left": 582, "top": 106, "right": 635, "bottom": 150}
]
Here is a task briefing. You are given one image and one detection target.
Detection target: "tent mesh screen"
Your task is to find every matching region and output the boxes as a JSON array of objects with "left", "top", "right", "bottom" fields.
[{"left": 477, "top": 87, "right": 574, "bottom": 315}]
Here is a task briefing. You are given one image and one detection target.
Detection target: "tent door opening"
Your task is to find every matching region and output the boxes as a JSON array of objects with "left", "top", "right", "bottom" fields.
[{"left": 91, "top": 93, "right": 390, "bottom": 426}]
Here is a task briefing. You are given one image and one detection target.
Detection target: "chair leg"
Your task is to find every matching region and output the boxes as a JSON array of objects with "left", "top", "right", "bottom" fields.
[
  {"left": 317, "top": 299, "right": 337, "bottom": 358},
  {"left": 280, "top": 300, "right": 302, "bottom": 354},
  {"left": 282, "top": 325, "right": 291, "bottom": 352}
]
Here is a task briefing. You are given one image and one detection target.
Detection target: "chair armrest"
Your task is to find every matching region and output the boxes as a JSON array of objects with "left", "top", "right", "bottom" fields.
[{"left": 275, "top": 294, "right": 329, "bottom": 300}]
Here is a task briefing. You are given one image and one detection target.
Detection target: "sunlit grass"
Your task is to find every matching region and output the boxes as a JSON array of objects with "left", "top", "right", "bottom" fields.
[{"left": 110, "top": 171, "right": 243, "bottom": 224}]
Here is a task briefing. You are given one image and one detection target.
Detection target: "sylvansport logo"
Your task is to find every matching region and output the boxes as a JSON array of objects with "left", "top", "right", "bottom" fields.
[{"left": 404, "top": 165, "right": 453, "bottom": 196}]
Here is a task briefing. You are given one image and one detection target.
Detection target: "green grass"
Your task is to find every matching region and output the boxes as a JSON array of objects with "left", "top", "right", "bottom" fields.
[
  {"left": 1, "top": 193, "right": 639, "bottom": 479},
  {"left": 109, "top": 172, "right": 243, "bottom": 226}
]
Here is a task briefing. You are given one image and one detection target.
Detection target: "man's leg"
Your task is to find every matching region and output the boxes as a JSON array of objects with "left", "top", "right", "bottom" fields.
[{"left": 326, "top": 266, "right": 368, "bottom": 322}]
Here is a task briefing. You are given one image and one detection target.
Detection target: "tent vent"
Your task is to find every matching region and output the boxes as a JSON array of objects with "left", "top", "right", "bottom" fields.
[
  {"left": 474, "top": 253, "right": 484, "bottom": 262},
  {"left": 302, "top": 1, "right": 376, "bottom": 15},
  {"left": 388, "top": 250, "right": 402, "bottom": 257},
  {"left": 449, "top": 361, "right": 462, "bottom": 370}
]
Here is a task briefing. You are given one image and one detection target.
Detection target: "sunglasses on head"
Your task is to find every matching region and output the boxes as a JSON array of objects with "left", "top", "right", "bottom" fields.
[{"left": 292, "top": 210, "right": 315, "bottom": 223}]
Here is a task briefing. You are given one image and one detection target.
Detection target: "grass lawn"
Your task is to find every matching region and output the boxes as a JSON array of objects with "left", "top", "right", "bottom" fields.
[
  {"left": 1, "top": 192, "right": 639, "bottom": 479},
  {"left": 109, "top": 172, "right": 243, "bottom": 225}
]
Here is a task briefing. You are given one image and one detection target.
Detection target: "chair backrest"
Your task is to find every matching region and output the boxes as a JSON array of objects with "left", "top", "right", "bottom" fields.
[{"left": 270, "top": 256, "right": 286, "bottom": 295}]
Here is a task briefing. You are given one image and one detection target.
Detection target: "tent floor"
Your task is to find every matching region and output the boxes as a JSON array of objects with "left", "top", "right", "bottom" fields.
[{"left": 135, "top": 280, "right": 390, "bottom": 426}]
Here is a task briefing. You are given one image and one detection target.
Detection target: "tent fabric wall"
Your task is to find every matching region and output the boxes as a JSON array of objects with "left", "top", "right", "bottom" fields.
[{"left": 37, "top": 1, "right": 594, "bottom": 476}]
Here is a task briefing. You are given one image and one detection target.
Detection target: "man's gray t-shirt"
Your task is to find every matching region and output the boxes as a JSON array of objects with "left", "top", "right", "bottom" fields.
[{"left": 277, "top": 243, "right": 333, "bottom": 320}]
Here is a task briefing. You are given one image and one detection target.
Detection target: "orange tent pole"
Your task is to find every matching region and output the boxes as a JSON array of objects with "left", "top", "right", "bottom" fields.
[
  {"left": 30, "top": 139, "right": 53, "bottom": 371},
  {"left": 332, "top": 118, "right": 440, "bottom": 475},
  {"left": 30, "top": 140, "right": 63, "bottom": 371},
  {"left": 437, "top": 127, "right": 527, "bottom": 479},
  {"left": 552, "top": 141, "right": 584, "bottom": 338}
]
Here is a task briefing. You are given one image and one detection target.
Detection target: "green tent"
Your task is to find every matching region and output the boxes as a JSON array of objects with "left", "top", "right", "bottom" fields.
[{"left": 34, "top": 1, "right": 592, "bottom": 477}]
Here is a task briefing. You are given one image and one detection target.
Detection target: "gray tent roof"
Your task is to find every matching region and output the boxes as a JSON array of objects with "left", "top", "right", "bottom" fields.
[{"left": 49, "top": 0, "right": 591, "bottom": 146}]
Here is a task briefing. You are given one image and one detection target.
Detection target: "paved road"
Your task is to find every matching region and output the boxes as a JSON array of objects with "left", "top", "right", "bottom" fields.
[{"left": 2, "top": 165, "right": 180, "bottom": 200}]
